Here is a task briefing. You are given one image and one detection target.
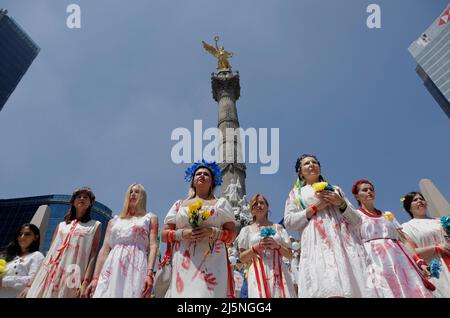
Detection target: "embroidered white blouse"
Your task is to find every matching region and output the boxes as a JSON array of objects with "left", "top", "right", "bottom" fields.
[{"left": 0, "top": 251, "right": 44, "bottom": 298}]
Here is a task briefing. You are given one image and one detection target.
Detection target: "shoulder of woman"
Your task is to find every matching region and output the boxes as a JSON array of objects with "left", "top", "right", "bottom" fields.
[
  {"left": 216, "top": 197, "right": 231, "bottom": 208},
  {"left": 148, "top": 212, "right": 158, "bottom": 219},
  {"left": 239, "top": 225, "right": 250, "bottom": 233},
  {"left": 30, "top": 251, "right": 45, "bottom": 261}
]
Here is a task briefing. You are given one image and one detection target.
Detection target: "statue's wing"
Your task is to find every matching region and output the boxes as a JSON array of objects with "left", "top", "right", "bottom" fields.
[
  {"left": 223, "top": 50, "right": 233, "bottom": 58},
  {"left": 202, "top": 41, "right": 219, "bottom": 58}
]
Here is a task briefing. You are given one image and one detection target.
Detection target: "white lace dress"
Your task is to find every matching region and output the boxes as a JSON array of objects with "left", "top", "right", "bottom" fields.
[
  {"left": 284, "top": 184, "right": 374, "bottom": 298},
  {"left": 355, "top": 209, "right": 433, "bottom": 298},
  {"left": 236, "top": 224, "right": 296, "bottom": 298},
  {"left": 93, "top": 213, "right": 154, "bottom": 298},
  {"left": 163, "top": 198, "right": 235, "bottom": 298},
  {"left": 402, "top": 218, "right": 450, "bottom": 298},
  {"left": 27, "top": 220, "right": 101, "bottom": 298}
]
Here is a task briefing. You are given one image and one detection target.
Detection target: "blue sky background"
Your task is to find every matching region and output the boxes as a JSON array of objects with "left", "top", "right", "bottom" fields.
[{"left": 0, "top": 0, "right": 449, "bottom": 237}]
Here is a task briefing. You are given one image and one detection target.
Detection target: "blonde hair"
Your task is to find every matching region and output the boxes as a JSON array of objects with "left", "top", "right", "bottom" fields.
[
  {"left": 249, "top": 194, "right": 270, "bottom": 222},
  {"left": 119, "top": 183, "right": 147, "bottom": 218}
]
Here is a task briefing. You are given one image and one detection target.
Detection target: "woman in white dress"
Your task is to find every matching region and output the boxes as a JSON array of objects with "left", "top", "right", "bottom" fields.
[
  {"left": 351, "top": 180, "right": 434, "bottom": 298},
  {"left": 23, "top": 187, "right": 102, "bottom": 298},
  {"left": 0, "top": 224, "right": 44, "bottom": 297},
  {"left": 85, "top": 183, "right": 159, "bottom": 298},
  {"left": 284, "top": 154, "right": 373, "bottom": 298},
  {"left": 160, "top": 160, "right": 236, "bottom": 298},
  {"left": 401, "top": 192, "right": 450, "bottom": 297},
  {"left": 236, "top": 194, "right": 296, "bottom": 298}
]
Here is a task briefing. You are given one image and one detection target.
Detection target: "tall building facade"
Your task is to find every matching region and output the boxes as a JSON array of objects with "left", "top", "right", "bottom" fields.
[
  {"left": 408, "top": 4, "right": 450, "bottom": 118},
  {"left": 0, "top": 195, "right": 112, "bottom": 253},
  {"left": 0, "top": 8, "right": 40, "bottom": 112}
]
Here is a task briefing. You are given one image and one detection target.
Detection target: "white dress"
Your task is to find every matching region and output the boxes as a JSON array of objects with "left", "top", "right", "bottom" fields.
[
  {"left": 284, "top": 184, "right": 374, "bottom": 298},
  {"left": 27, "top": 220, "right": 101, "bottom": 298},
  {"left": 354, "top": 209, "right": 433, "bottom": 298},
  {"left": 236, "top": 224, "right": 296, "bottom": 298},
  {"left": 163, "top": 197, "right": 235, "bottom": 298},
  {"left": 402, "top": 218, "right": 450, "bottom": 298},
  {"left": 0, "top": 251, "right": 44, "bottom": 298},
  {"left": 93, "top": 213, "right": 154, "bottom": 298}
]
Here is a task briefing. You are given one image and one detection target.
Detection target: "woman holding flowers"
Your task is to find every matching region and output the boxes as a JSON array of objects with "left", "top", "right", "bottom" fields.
[
  {"left": 85, "top": 183, "right": 158, "bottom": 298},
  {"left": 236, "top": 194, "right": 295, "bottom": 298},
  {"left": 23, "top": 187, "right": 102, "bottom": 298},
  {"left": 161, "top": 160, "right": 236, "bottom": 298},
  {"left": 351, "top": 180, "right": 434, "bottom": 298},
  {"left": 0, "top": 224, "right": 44, "bottom": 298},
  {"left": 284, "top": 154, "right": 373, "bottom": 298},
  {"left": 401, "top": 192, "right": 450, "bottom": 297}
]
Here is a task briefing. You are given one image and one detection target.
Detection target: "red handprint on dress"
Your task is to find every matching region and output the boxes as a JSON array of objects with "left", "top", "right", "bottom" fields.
[{"left": 201, "top": 270, "right": 218, "bottom": 291}]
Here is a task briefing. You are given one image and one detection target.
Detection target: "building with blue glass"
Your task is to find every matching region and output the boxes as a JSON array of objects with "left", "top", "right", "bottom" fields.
[
  {"left": 0, "top": 195, "right": 112, "bottom": 253},
  {"left": 409, "top": 4, "right": 450, "bottom": 119},
  {"left": 0, "top": 8, "right": 40, "bottom": 112}
]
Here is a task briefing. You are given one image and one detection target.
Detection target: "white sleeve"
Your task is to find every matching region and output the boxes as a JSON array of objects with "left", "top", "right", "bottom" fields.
[
  {"left": 335, "top": 186, "right": 362, "bottom": 227},
  {"left": 284, "top": 191, "right": 309, "bottom": 234},
  {"left": 216, "top": 198, "right": 235, "bottom": 224},
  {"left": 236, "top": 226, "right": 249, "bottom": 250},
  {"left": 164, "top": 200, "right": 181, "bottom": 225},
  {"left": 277, "top": 225, "right": 292, "bottom": 249}
]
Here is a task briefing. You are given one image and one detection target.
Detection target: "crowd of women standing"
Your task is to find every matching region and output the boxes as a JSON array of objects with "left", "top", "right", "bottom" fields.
[{"left": 1, "top": 155, "right": 448, "bottom": 298}]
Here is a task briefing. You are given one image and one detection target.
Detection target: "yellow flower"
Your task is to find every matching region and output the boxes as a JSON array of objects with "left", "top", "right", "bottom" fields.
[
  {"left": 202, "top": 210, "right": 212, "bottom": 220},
  {"left": 312, "top": 182, "right": 329, "bottom": 192},
  {"left": 384, "top": 212, "right": 395, "bottom": 221},
  {"left": 195, "top": 200, "right": 203, "bottom": 210},
  {"left": 0, "top": 259, "right": 7, "bottom": 277},
  {"left": 400, "top": 197, "right": 405, "bottom": 202}
]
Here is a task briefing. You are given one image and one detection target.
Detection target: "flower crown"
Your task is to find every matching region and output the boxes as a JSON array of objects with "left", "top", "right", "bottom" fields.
[{"left": 184, "top": 160, "right": 223, "bottom": 186}]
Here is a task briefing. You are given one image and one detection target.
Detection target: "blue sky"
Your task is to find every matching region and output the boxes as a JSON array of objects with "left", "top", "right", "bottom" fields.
[{"left": 0, "top": 0, "right": 449, "bottom": 237}]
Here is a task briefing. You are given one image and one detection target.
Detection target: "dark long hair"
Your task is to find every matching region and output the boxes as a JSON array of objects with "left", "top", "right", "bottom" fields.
[
  {"left": 3, "top": 224, "right": 40, "bottom": 262},
  {"left": 64, "top": 188, "right": 95, "bottom": 224},
  {"left": 295, "top": 154, "right": 326, "bottom": 186},
  {"left": 402, "top": 192, "right": 425, "bottom": 219},
  {"left": 64, "top": 205, "right": 93, "bottom": 224}
]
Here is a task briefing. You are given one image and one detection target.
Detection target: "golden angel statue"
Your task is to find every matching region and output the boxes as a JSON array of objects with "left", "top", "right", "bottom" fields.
[{"left": 202, "top": 36, "right": 233, "bottom": 70}]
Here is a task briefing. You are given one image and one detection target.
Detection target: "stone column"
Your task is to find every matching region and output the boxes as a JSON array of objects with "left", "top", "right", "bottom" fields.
[{"left": 211, "top": 70, "right": 247, "bottom": 203}]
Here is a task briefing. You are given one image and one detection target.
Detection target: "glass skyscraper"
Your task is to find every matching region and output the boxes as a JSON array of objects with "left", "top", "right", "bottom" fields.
[
  {"left": 408, "top": 4, "right": 450, "bottom": 119},
  {"left": 0, "top": 8, "right": 40, "bottom": 112},
  {"left": 0, "top": 195, "right": 112, "bottom": 253}
]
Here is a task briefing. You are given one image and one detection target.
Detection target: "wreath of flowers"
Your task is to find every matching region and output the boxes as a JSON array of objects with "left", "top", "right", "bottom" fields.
[{"left": 184, "top": 159, "right": 223, "bottom": 186}]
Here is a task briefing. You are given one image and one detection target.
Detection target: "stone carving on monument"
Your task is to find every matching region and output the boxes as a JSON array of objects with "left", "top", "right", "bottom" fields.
[
  {"left": 203, "top": 36, "right": 251, "bottom": 228},
  {"left": 224, "top": 178, "right": 241, "bottom": 204}
]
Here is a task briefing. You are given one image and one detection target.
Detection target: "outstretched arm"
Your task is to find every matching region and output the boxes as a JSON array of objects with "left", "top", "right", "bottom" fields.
[
  {"left": 83, "top": 220, "right": 112, "bottom": 297},
  {"left": 79, "top": 223, "right": 102, "bottom": 297}
]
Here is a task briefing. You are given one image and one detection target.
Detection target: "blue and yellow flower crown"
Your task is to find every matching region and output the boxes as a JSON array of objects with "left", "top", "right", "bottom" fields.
[{"left": 184, "top": 159, "right": 223, "bottom": 186}]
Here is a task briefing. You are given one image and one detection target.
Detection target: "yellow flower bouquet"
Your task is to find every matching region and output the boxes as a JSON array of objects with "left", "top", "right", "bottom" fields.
[
  {"left": 312, "top": 182, "right": 335, "bottom": 193},
  {"left": 187, "top": 200, "right": 214, "bottom": 228},
  {"left": 0, "top": 259, "right": 7, "bottom": 278}
]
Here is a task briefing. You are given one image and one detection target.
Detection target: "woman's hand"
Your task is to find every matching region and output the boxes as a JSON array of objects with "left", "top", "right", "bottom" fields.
[
  {"left": 78, "top": 281, "right": 89, "bottom": 298},
  {"left": 314, "top": 198, "right": 331, "bottom": 211},
  {"left": 260, "top": 237, "right": 281, "bottom": 250},
  {"left": 16, "top": 286, "right": 29, "bottom": 298},
  {"left": 420, "top": 264, "right": 431, "bottom": 279},
  {"left": 190, "top": 227, "right": 212, "bottom": 241},
  {"left": 438, "top": 242, "right": 450, "bottom": 257},
  {"left": 142, "top": 273, "right": 153, "bottom": 298},
  {"left": 84, "top": 280, "right": 98, "bottom": 298},
  {"left": 318, "top": 190, "right": 344, "bottom": 207}
]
